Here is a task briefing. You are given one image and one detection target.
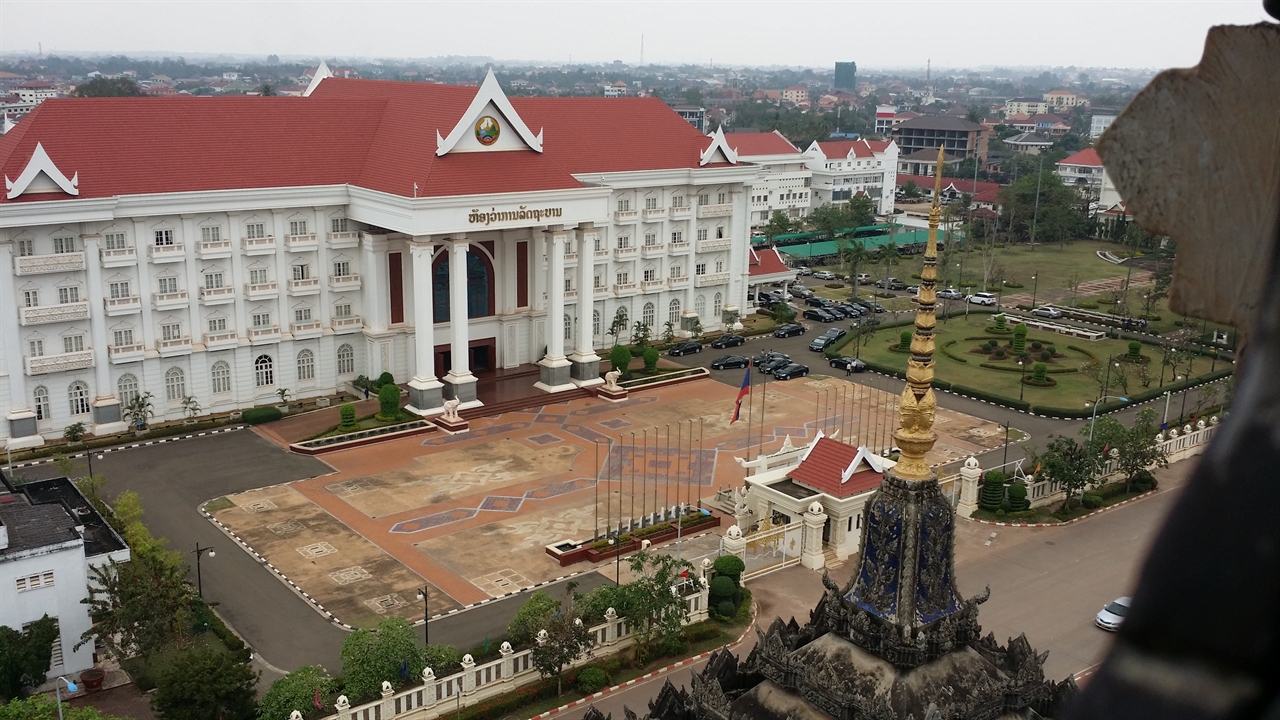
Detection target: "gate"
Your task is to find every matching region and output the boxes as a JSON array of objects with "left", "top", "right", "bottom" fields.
[{"left": 737, "top": 517, "right": 804, "bottom": 581}]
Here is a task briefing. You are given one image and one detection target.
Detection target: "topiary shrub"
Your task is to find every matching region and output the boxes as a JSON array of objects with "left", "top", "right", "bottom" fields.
[
  {"left": 899, "top": 330, "right": 912, "bottom": 351},
  {"left": 577, "top": 667, "right": 609, "bottom": 694},
  {"left": 994, "top": 315, "right": 1007, "bottom": 331},
  {"left": 709, "top": 576, "right": 736, "bottom": 608},
  {"left": 339, "top": 403, "right": 357, "bottom": 430},
  {"left": 1006, "top": 481, "right": 1030, "bottom": 511},
  {"left": 713, "top": 555, "right": 746, "bottom": 586},
  {"left": 1040, "top": 349, "right": 1053, "bottom": 362},
  {"left": 1032, "top": 363, "right": 1048, "bottom": 383},
  {"left": 1047, "top": 345, "right": 1058, "bottom": 356},
  {"left": 376, "top": 371, "right": 394, "bottom": 388},
  {"left": 376, "top": 384, "right": 401, "bottom": 422},
  {"left": 716, "top": 601, "right": 737, "bottom": 619},
  {"left": 242, "top": 406, "right": 282, "bottom": 425},
  {"left": 1031, "top": 341, "right": 1043, "bottom": 351},
  {"left": 980, "top": 470, "right": 1006, "bottom": 511},
  {"left": 610, "top": 345, "right": 632, "bottom": 374},
  {"left": 1082, "top": 494, "right": 1103, "bottom": 509},
  {"left": 1078, "top": 301, "right": 1100, "bottom": 309},
  {"left": 1011, "top": 324, "right": 1028, "bottom": 354},
  {"left": 1127, "top": 340, "right": 1143, "bottom": 361},
  {"left": 643, "top": 347, "right": 659, "bottom": 374},
  {"left": 992, "top": 347, "right": 1006, "bottom": 359}
]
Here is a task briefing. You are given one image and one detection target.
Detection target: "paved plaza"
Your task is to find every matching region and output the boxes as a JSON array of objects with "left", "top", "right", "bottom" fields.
[{"left": 212, "top": 375, "right": 1011, "bottom": 629}]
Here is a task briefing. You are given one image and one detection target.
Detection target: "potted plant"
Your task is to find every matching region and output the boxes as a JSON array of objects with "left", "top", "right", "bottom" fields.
[
  {"left": 124, "top": 391, "right": 155, "bottom": 436},
  {"left": 181, "top": 395, "right": 201, "bottom": 424},
  {"left": 79, "top": 667, "right": 105, "bottom": 692},
  {"left": 275, "top": 388, "right": 292, "bottom": 411}
]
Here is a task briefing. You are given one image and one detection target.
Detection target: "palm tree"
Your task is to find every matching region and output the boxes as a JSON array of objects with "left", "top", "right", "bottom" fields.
[
  {"left": 839, "top": 239, "right": 873, "bottom": 302},
  {"left": 124, "top": 392, "right": 155, "bottom": 430}
]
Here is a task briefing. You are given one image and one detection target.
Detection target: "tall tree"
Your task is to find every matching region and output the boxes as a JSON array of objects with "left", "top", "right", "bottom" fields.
[
  {"left": 151, "top": 647, "right": 258, "bottom": 720},
  {"left": 257, "top": 665, "right": 337, "bottom": 720},
  {"left": 807, "top": 204, "right": 844, "bottom": 243},
  {"left": 0, "top": 616, "right": 58, "bottom": 701},
  {"left": 618, "top": 551, "right": 693, "bottom": 662},
  {"left": 340, "top": 617, "right": 435, "bottom": 703},
  {"left": 72, "top": 77, "right": 145, "bottom": 97},
  {"left": 79, "top": 550, "right": 200, "bottom": 660},
  {"left": 838, "top": 239, "right": 873, "bottom": 302},
  {"left": 531, "top": 587, "right": 592, "bottom": 696},
  {"left": 1036, "top": 435, "right": 1095, "bottom": 510},
  {"left": 763, "top": 211, "right": 792, "bottom": 244}
]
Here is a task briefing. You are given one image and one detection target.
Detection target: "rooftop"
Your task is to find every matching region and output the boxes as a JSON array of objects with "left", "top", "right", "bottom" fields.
[
  {"left": 0, "top": 493, "right": 80, "bottom": 559},
  {"left": 895, "top": 115, "right": 986, "bottom": 132},
  {"left": 725, "top": 130, "right": 800, "bottom": 157},
  {"left": 1059, "top": 147, "right": 1104, "bottom": 167},
  {"left": 19, "top": 477, "right": 128, "bottom": 558}
]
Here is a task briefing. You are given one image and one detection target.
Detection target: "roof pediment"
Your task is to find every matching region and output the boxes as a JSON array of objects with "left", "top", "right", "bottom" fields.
[
  {"left": 435, "top": 69, "right": 543, "bottom": 156},
  {"left": 5, "top": 142, "right": 78, "bottom": 199},
  {"left": 700, "top": 126, "right": 739, "bottom": 166}
]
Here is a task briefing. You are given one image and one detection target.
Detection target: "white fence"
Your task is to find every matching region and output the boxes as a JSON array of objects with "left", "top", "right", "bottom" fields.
[{"left": 317, "top": 589, "right": 709, "bottom": 720}]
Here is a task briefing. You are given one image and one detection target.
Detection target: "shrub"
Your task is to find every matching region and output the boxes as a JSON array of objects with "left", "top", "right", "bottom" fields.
[
  {"left": 576, "top": 667, "right": 609, "bottom": 694},
  {"left": 338, "top": 403, "right": 357, "bottom": 430},
  {"left": 1011, "top": 324, "right": 1028, "bottom": 354},
  {"left": 376, "top": 384, "right": 401, "bottom": 421},
  {"left": 995, "top": 509, "right": 1006, "bottom": 518},
  {"left": 1047, "top": 345, "right": 1058, "bottom": 356},
  {"left": 1082, "top": 494, "right": 1103, "bottom": 509},
  {"left": 713, "top": 555, "right": 746, "bottom": 585},
  {"left": 1040, "top": 349, "right": 1053, "bottom": 362},
  {"left": 899, "top": 330, "right": 912, "bottom": 351},
  {"left": 1127, "top": 340, "right": 1143, "bottom": 361},
  {"left": 1131, "top": 468, "right": 1156, "bottom": 491},
  {"left": 994, "top": 315, "right": 1008, "bottom": 331},
  {"left": 709, "top": 576, "right": 736, "bottom": 607},
  {"left": 1078, "top": 301, "right": 1099, "bottom": 309},
  {"left": 992, "top": 348, "right": 1006, "bottom": 359},
  {"left": 825, "top": 283, "right": 843, "bottom": 289},
  {"left": 643, "top": 347, "right": 659, "bottom": 373},
  {"left": 1031, "top": 341, "right": 1042, "bottom": 351},
  {"left": 716, "top": 600, "right": 737, "bottom": 619},
  {"left": 242, "top": 406, "right": 282, "bottom": 425},
  {"left": 657, "top": 634, "right": 688, "bottom": 657},
  {"left": 610, "top": 345, "right": 632, "bottom": 374},
  {"left": 986, "top": 339, "right": 998, "bottom": 349},
  {"left": 980, "top": 471, "right": 1006, "bottom": 511},
  {"left": 1006, "top": 481, "right": 1030, "bottom": 511},
  {"left": 1032, "top": 363, "right": 1048, "bottom": 383},
  {"left": 376, "top": 371, "right": 394, "bottom": 388},
  {"left": 506, "top": 591, "right": 559, "bottom": 648},
  {"left": 682, "top": 622, "right": 722, "bottom": 643}
]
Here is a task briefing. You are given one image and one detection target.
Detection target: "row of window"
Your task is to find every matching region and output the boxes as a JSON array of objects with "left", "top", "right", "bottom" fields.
[
  {"left": 14, "top": 219, "right": 350, "bottom": 257},
  {"left": 751, "top": 191, "right": 810, "bottom": 203},
  {"left": 616, "top": 193, "right": 726, "bottom": 213},
  {"left": 31, "top": 345, "right": 357, "bottom": 421},
  {"left": 604, "top": 226, "right": 727, "bottom": 250},
  {"left": 580, "top": 295, "right": 724, "bottom": 338},
  {"left": 15, "top": 570, "right": 54, "bottom": 592},
  {"left": 605, "top": 260, "right": 723, "bottom": 287}
]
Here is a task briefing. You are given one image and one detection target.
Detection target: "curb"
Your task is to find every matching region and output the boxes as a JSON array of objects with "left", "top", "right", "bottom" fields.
[
  {"left": 8, "top": 424, "right": 247, "bottom": 469},
  {"left": 961, "top": 488, "right": 1158, "bottom": 528},
  {"left": 530, "top": 602, "right": 759, "bottom": 720}
]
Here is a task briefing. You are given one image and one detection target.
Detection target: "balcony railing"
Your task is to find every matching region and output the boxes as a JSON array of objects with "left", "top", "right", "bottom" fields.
[
  {"left": 697, "top": 238, "right": 733, "bottom": 253},
  {"left": 197, "top": 239, "right": 233, "bottom": 258},
  {"left": 288, "top": 277, "right": 321, "bottom": 294},
  {"left": 670, "top": 205, "right": 692, "bottom": 218},
  {"left": 331, "top": 316, "right": 363, "bottom": 333},
  {"left": 149, "top": 244, "right": 185, "bottom": 262},
  {"left": 199, "top": 286, "right": 236, "bottom": 304},
  {"left": 640, "top": 242, "right": 666, "bottom": 257},
  {"left": 668, "top": 275, "right": 690, "bottom": 288},
  {"left": 613, "top": 282, "right": 637, "bottom": 294},
  {"left": 104, "top": 295, "right": 142, "bottom": 315},
  {"left": 613, "top": 246, "right": 637, "bottom": 260},
  {"left": 594, "top": 249, "right": 611, "bottom": 259},
  {"left": 642, "top": 207, "right": 667, "bottom": 220},
  {"left": 249, "top": 325, "right": 281, "bottom": 343},
  {"left": 203, "top": 331, "right": 239, "bottom": 349},
  {"left": 15, "top": 251, "right": 86, "bottom": 275},
  {"left": 613, "top": 209, "right": 639, "bottom": 223},
  {"left": 697, "top": 203, "right": 734, "bottom": 218},
  {"left": 695, "top": 272, "right": 731, "bottom": 287},
  {"left": 329, "top": 273, "right": 361, "bottom": 291},
  {"left": 156, "top": 335, "right": 193, "bottom": 356},
  {"left": 564, "top": 289, "right": 578, "bottom": 300},
  {"left": 108, "top": 343, "right": 145, "bottom": 363},
  {"left": 21, "top": 302, "right": 90, "bottom": 326},
  {"left": 563, "top": 252, "right": 579, "bottom": 262},
  {"left": 241, "top": 235, "right": 276, "bottom": 254},
  {"left": 669, "top": 241, "right": 691, "bottom": 252},
  {"left": 290, "top": 320, "right": 324, "bottom": 337},
  {"left": 641, "top": 279, "right": 666, "bottom": 292},
  {"left": 26, "top": 350, "right": 94, "bottom": 376},
  {"left": 245, "top": 281, "right": 279, "bottom": 299},
  {"left": 152, "top": 290, "right": 189, "bottom": 309},
  {"left": 327, "top": 231, "right": 360, "bottom": 247},
  {"left": 285, "top": 233, "right": 318, "bottom": 251},
  {"left": 100, "top": 246, "right": 137, "bottom": 267}
]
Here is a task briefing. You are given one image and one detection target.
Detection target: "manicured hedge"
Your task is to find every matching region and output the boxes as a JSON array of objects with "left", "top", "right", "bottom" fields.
[
  {"left": 242, "top": 406, "right": 283, "bottom": 425},
  {"left": 939, "top": 340, "right": 969, "bottom": 364},
  {"left": 950, "top": 384, "right": 1031, "bottom": 411},
  {"left": 1030, "top": 369, "right": 1232, "bottom": 418}
]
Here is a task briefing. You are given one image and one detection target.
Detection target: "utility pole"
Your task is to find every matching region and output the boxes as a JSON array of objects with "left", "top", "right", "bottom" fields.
[{"left": 1030, "top": 152, "right": 1045, "bottom": 247}]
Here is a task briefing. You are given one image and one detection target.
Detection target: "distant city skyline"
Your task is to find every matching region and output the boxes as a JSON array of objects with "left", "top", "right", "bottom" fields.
[{"left": 0, "top": 1, "right": 1271, "bottom": 71}]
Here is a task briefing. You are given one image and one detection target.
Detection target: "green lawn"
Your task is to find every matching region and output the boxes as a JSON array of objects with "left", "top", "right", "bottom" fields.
[
  {"left": 855, "top": 315, "right": 1223, "bottom": 410},
  {"left": 308, "top": 413, "right": 416, "bottom": 440}
]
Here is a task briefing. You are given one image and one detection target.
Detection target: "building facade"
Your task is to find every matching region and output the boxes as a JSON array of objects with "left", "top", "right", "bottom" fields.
[
  {"left": 1043, "top": 89, "right": 1081, "bottom": 109},
  {"left": 890, "top": 115, "right": 988, "bottom": 164},
  {"left": 1005, "top": 97, "right": 1050, "bottom": 116},
  {"left": 833, "top": 62, "right": 857, "bottom": 92},
  {"left": 1056, "top": 148, "right": 1106, "bottom": 201},
  {"left": 804, "top": 139, "right": 899, "bottom": 216},
  {"left": 1090, "top": 113, "right": 1117, "bottom": 139},
  {"left": 0, "top": 68, "right": 758, "bottom": 448},
  {"left": 725, "top": 131, "right": 813, "bottom": 227}
]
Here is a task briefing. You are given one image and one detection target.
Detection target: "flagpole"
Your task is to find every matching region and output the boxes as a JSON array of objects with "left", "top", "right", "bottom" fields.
[
  {"left": 664, "top": 424, "right": 672, "bottom": 518},
  {"left": 594, "top": 439, "right": 600, "bottom": 540},
  {"left": 697, "top": 416, "right": 705, "bottom": 510},
  {"left": 746, "top": 373, "right": 754, "bottom": 462},
  {"left": 606, "top": 436, "right": 612, "bottom": 539},
  {"left": 629, "top": 431, "right": 636, "bottom": 532},
  {"left": 760, "top": 374, "right": 768, "bottom": 455},
  {"left": 642, "top": 428, "right": 649, "bottom": 527}
]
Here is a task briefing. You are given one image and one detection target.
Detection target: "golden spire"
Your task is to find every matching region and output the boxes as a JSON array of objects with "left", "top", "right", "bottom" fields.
[{"left": 892, "top": 146, "right": 945, "bottom": 481}]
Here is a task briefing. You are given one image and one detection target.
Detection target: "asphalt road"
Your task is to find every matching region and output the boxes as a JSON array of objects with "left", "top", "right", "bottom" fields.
[{"left": 555, "top": 460, "right": 1191, "bottom": 720}]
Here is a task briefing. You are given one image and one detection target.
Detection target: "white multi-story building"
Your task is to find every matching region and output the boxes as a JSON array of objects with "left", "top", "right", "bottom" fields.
[
  {"left": 1056, "top": 148, "right": 1106, "bottom": 201},
  {"left": 1090, "top": 114, "right": 1117, "bottom": 139},
  {"left": 804, "top": 139, "right": 899, "bottom": 216},
  {"left": 725, "top": 131, "right": 812, "bottom": 228},
  {"left": 0, "top": 66, "right": 758, "bottom": 448},
  {"left": 0, "top": 475, "right": 130, "bottom": 680},
  {"left": 13, "top": 83, "right": 58, "bottom": 105}
]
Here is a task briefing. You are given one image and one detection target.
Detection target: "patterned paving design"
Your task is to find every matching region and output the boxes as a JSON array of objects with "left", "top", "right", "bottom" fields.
[
  {"left": 390, "top": 477, "right": 597, "bottom": 534},
  {"left": 389, "top": 507, "right": 478, "bottom": 533},
  {"left": 478, "top": 496, "right": 525, "bottom": 512},
  {"left": 471, "top": 569, "right": 535, "bottom": 596},
  {"left": 526, "top": 433, "right": 563, "bottom": 445},
  {"left": 605, "top": 444, "right": 718, "bottom": 486},
  {"left": 599, "top": 418, "right": 631, "bottom": 430}
]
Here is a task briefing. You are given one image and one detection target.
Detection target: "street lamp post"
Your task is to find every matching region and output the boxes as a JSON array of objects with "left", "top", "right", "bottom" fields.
[
  {"left": 1018, "top": 360, "right": 1027, "bottom": 402},
  {"left": 1086, "top": 395, "right": 1131, "bottom": 455},
  {"left": 416, "top": 588, "right": 430, "bottom": 645},
  {"left": 609, "top": 533, "right": 622, "bottom": 586},
  {"left": 55, "top": 677, "right": 78, "bottom": 720},
  {"left": 192, "top": 542, "right": 215, "bottom": 597},
  {"left": 1030, "top": 274, "right": 1039, "bottom": 309}
]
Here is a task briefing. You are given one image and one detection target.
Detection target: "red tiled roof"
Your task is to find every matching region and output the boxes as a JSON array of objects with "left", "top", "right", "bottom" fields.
[
  {"left": 1028, "top": 113, "right": 1064, "bottom": 123},
  {"left": 748, "top": 247, "right": 791, "bottom": 278},
  {"left": 725, "top": 131, "right": 799, "bottom": 156},
  {"left": 0, "top": 77, "right": 719, "bottom": 203},
  {"left": 1058, "top": 148, "right": 1103, "bottom": 167},
  {"left": 788, "top": 438, "right": 884, "bottom": 499},
  {"left": 896, "top": 174, "right": 1001, "bottom": 196}
]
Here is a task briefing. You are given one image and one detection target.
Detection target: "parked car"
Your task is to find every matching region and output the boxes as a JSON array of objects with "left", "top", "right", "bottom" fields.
[
  {"left": 772, "top": 362, "right": 811, "bottom": 380},
  {"left": 667, "top": 341, "right": 703, "bottom": 356},
  {"left": 875, "top": 277, "right": 906, "bottom": 290},
  {"left": 835, "top": 303, "right": 864, "bottom": 317},
  {"left": 710, "top": 354, "right": 750, "bottom": 370},
  {"left": 796, "top": 267, "right": 813, "bottom": 276},
  {"left": 803, "top": 308, "right": 832, "bottom": 322},
  {"left": 829, "top": 356, "right": 867, "bottom": 373},
  {"left": 855, "top": 300, "right": 887, "bottom": 313},
  {"left": 760, "top": 356, "right": 794, "bottom": 374},
  {"left": 789, "top": 286, "right": 814, "bottom": 299},
  {"left": 1031, "top": 306, "right": 1064, "bottom": 319},
  {"left": 812, "top": 270, "right": 837, "bottom": 280},
  {"left": 805, "top": 296, "right": 833, "bottom": 308},
  {"left": 855, "top": 273, "right": 871, "bottom": 282},
  {"left": 808, "top": 328, "right": 847, "bottom": 351},
  {"left": 711, "top": 334, "right": 745, "bottom": 349},
  {"left": 937, "top": 288, "right": 965, "bottom": 300},
  {"left": 752, "top": 350, "right": 789, "bottom": 367},
  {"left": 773, "top": 323, "right": 806, "bottom": 338},
  {"left": 1095, "top": 597, "right": 1131, "bottom": 632},
  {"left": 906, "top": 285, "right": 921, "bottom": 294},
  {"left": 967, "top": 292, "right": 998, "bottom": 306}
]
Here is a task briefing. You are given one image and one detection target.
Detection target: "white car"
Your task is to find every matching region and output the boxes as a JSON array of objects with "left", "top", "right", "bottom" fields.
[
  {"left": 967, "top": 292, "right": 997, "bottom": 306},
  {"left": 855, "top": 273, "right": 871, "bottom": 282},
  {"left": 1031, "top": 306, "right": 1064, "bottom": 319},
  {"left": 812, "top": 271, "right": 837, "bottom": 280},
  {"left": 1095, "top": 596, "right": 1131, "bottom": 632},
  {"left": 937, "top": 288, "right": 964, "bottom": 300}
]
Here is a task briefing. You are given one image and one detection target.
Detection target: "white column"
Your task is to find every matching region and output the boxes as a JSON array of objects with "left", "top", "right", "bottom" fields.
[
  {"left": 442, "top": 238, "right": 479, "bottom": 405},
  {"left": 132, "top": 219, "right": 156, "bottom": 353},
  {"left": 536, "top": 228, "right": 573, "bottom": 392},
  {"left": 801, "top": 502, "right": 828, "bottom": 570},
  {"left": 569, "top": 225, "right": 602, "bottom": 387},
  {"left": 406, "top": 237, "right": 443, "bottom": 415},
  {"left": 227, "top": 213, "right": 248, "bottom": 340},
  {"left": 956, "top": 456, "right": 982, "bottom": 518},
  {"left": 0, "top": 241, "right": 42, "bottom": 448},
  {"left": 83, "top": 234, "right": 126, "bottom": 434}
]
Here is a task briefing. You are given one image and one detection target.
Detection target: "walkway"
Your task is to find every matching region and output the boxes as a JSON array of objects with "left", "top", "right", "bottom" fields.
[{"left": 1002, "top": 270, "right": 1151, "bottom": 307}]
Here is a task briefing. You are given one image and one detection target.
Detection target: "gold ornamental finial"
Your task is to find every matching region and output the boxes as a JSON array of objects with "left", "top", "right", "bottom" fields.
[{"left": 892, "top": 146, "right": 945, "bottom": 481}]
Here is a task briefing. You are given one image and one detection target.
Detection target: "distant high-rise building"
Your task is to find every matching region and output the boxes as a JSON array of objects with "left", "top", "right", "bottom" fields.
[{"left": 834, "top": 61, "right": 857, "bottom": 91}]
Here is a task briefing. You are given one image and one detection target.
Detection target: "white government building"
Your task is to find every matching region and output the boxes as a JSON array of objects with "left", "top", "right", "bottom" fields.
[{"left": 0, "top": 66, "right": 770, "bottom": 449}]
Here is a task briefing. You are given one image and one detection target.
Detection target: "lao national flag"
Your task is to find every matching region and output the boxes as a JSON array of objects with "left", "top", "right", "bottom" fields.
[{"left": 731, "top": 367, "right": 751, "bottom": 424}]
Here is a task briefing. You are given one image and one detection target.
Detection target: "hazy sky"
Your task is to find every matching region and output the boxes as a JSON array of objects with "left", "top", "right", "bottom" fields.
[{"left": 0, "top": 1, "right": 1272, "bottom": 71}]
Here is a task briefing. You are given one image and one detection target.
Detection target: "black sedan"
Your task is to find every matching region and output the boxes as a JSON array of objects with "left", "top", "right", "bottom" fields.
[
  {"left": 829, "top": 356, "right": 867, "bottom": 373},
  {"left": 760, "top": 356, "right": 794, "bottom": 375},
  {"left": 667, "top": 341, "right": 703, "bottom": 356},
  {"left": 802, "top": 308, "right": 837, "bottom": 322},
  {"left": 710, "top": 354, "right": 750, "bottom": 370},
  {"left": 773, "top": 323, "right": 805, "bottom": 338},
  {"left": 772, "top": 362, "right": 811, "bottom": 380},
  {"left": 804, "top": 296, "right": 832, "bottom": 308},
  {"left": 711, "top": 334, "right": 746, "bottom": 349},
  {"left": 752, "top": 350, "right": 789, "bottom": 367}
]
